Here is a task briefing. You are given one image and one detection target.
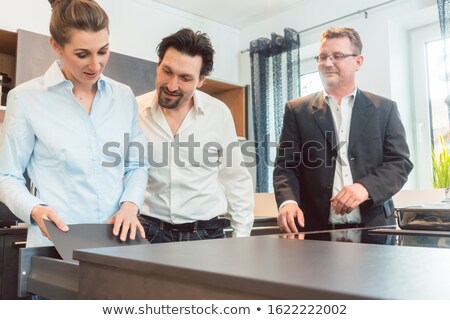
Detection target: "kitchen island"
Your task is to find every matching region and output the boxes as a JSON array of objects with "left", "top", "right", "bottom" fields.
[{"left": 70, "top": 227, "right": 450, "bottom": 299}]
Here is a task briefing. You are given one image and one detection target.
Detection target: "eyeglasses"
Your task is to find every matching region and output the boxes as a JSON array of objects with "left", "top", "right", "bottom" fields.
[{"left": 314, "top": 53, "right": 358, "bottom": 63}]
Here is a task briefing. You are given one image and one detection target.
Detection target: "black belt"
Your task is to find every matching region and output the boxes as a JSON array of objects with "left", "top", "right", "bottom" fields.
[
  {"left": 328, "top": 223, "right": 364, "bottom": 230},
  {"left": 140, "top": 215, "right": 230, "bottom": 232}
]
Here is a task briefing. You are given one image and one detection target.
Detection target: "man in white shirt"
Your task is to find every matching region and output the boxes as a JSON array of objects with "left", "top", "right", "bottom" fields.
[
  {"left": 136, "top": 28, "right": 254, "bottom": 243},
  {"left": 274, "top": 27, "right": 413, "bottom": 233}
]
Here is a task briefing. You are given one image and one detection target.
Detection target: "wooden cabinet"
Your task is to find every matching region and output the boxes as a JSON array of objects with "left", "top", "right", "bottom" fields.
[
  {"left": 0, "top": 106, "right": 5, "bottom": 123},
  {"left": 200, "top": 78, "right": 248, "bottom": 138},
  {"left": 0, "top": 227, "right": 27, "bottom": 299},
  {"left": 0, "top": 29, "right": 248, "bottom": 137},
  {"left": 0, "top": 29, "right": 17, "bottom": 122},
  {"left": 0, "top": 29, "right": 17, "bottom": 86}
]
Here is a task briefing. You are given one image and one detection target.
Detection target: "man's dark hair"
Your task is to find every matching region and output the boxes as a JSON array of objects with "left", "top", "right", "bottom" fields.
[{"left": 157, "top": 28, "right": 215, "bottom": 77}]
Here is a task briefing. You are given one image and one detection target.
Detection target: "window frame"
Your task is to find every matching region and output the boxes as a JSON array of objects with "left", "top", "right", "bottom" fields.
[{"left": 409, "top": 22, "right": 442, "bottom": 188}]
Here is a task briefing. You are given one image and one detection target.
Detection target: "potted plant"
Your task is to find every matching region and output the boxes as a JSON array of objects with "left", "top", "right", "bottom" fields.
[{"left": 431, "top": 134, "right": 450, "bottom": 202}]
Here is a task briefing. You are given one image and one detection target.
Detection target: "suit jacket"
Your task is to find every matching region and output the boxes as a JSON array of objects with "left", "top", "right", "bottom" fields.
[{"left": 273, "top": 89, "right": 413, "bottom": 231}]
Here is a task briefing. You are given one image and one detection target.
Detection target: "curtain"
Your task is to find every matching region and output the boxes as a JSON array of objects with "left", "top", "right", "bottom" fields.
[
  {"left": 438, "top": 0, "right": 450, "bottom": 36},
  {"left": 250, "top": 28, "right": 301, "bottom": 192}
]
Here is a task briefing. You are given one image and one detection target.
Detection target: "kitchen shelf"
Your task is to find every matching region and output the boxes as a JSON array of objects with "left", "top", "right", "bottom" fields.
[
  {"left": 0, "top": 106, "right": 5, "bottom": 123},
  {"left": 199, "top": 78, "right": 247, "bottom": 138},
  {"left": 0, "top": 29, "right": 17, "bottom": 90}
]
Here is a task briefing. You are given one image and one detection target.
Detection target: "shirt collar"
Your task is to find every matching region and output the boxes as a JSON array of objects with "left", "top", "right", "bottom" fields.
[
  {"left": 323, "top": 86, "right": 358, "bottom": 103},
  {"left": 192, "top": 90, "right": 205, "bottom": 115},
  {"left": 43, "top": 60, "right": 106, "bottom": 92},
  {"left": 43, "top": 61, "right": 67, "bottom": 88}
]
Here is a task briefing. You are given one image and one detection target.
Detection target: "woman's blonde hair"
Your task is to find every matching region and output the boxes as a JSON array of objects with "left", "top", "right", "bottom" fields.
[{"left": 48, "top": 0, "right": 109, "bottom": 47}]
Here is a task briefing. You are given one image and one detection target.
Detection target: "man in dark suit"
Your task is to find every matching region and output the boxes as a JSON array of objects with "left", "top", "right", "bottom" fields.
[{"left": 273, "top": 27, "right": 413, "bottom": 233}]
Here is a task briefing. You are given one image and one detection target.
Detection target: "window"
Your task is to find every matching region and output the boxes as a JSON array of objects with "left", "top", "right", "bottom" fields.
[
  {"left": 426, "top": 38, "right": 450, "bottom": 151},
  {"left": 410, "top": 22, "right": 450, "bottom": 188},
  {"left": 300, "top": 71, "right": 322, "bottom": 96}
]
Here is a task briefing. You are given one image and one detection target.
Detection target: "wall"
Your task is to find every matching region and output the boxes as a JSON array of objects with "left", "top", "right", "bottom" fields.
[
  {"left": 239, "top": 0, "right": 439, "bottom": 188},
  {"left": 0, "top": 0, "right": 240, "bottom": 84}
]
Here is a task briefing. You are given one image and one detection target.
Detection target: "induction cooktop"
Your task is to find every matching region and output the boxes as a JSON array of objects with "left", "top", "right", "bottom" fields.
[{"left": 277, "top": 226, "right": 450, "bottom": 249}]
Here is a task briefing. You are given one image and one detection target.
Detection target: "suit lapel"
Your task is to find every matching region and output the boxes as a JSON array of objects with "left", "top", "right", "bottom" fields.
[
  {"left": 311, "top": 94, "right": 336, "bottom": 148},
  {"left": 348, "top": 90, "right": 375, "bottom": 151}
]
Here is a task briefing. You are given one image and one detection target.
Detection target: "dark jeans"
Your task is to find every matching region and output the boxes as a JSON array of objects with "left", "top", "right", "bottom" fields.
[{"left": 139, "top": 215, "right": 227, "bottom": 244}]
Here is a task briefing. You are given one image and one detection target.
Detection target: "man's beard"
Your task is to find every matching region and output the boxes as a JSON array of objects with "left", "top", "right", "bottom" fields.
[{"left": 158, "top": 86, "right": 183, "bottom": 109}]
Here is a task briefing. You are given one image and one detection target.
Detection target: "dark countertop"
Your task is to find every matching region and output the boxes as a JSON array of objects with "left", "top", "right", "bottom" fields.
[{"left": 73, "top": 228, "right": 450, "bottom": 299}]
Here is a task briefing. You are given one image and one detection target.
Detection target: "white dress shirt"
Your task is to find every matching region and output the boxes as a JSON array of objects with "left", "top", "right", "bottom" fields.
[
  {"left": 325, "top": 88, "right": 362, "bottom": 224},
  {"left": 136, "top": 90, "right": 254, "bottom": 237}
]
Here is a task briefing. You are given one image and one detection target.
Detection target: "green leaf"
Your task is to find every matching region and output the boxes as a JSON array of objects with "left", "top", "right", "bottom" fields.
[{"left": 432, "top": 134, "right": 450, "bottom": 188}]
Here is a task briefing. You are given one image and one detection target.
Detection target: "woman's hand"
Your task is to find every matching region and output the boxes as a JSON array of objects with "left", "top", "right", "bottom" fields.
[
  {"left": 107, "top": 201, "right": 145, "bottom": 241},
  {"left": 31, "top": 205, "right": 69, "bottom": 240}
]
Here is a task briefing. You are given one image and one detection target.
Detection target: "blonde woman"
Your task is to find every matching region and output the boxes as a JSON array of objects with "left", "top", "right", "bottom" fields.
[{"left": 0, "top": 0, "right": 149, "bottom": 247}]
